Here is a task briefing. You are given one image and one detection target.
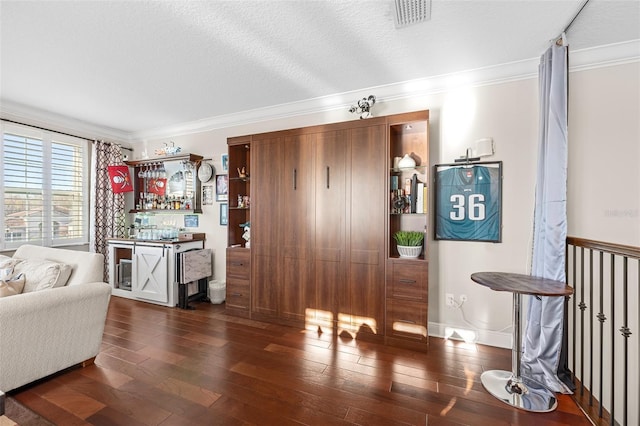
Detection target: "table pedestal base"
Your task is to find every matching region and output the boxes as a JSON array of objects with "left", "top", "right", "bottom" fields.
[{"left": 481, "top": 370, "right": 558, "bottom": 412}]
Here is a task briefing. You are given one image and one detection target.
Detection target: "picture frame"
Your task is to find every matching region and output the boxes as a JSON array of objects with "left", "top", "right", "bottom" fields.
[
  {"left": 434, "top": 161, "right": 502, "bottom": 242},
  {"left": 215, "top": 174, "right": 228, "bottom": 201},
  {"left": 202, "top": 185, "right": 214, "bottom": 205},
  {"left": 220, "top": 203, "right": 228, "bottom": 226},
  {"left": 184, "top": 214, "right": 199, "bottom": 228},
  {"left": 221, "top": 154, "right": 229, "bottom": 172}
]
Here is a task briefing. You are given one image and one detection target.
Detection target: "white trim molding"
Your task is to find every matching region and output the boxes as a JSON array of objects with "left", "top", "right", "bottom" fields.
[
  {"left": 131, "top": 39, "right": 640, "bottom": 141},
  {"left": 1, "top": 40, "right": 638, "bottom": 143},
  {"left": 0, "top": 100, "right": 130, "bottom": 142},
  {"left": 429, "top": 321, "right": 512, "bottom": 349}
]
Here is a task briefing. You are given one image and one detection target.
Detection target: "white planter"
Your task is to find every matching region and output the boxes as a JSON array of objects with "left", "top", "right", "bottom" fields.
[{"left": 397, "top": 245, "right": 422, "bottom": 258}]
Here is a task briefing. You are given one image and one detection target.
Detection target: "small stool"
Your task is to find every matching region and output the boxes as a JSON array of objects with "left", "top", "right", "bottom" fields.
[{"left": 471, "top": 271, "right": 573, "bottom": 412}]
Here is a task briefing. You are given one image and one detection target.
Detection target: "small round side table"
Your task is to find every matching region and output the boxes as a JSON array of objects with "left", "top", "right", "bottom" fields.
[{"left": 471, "top": 271, "right": 573, "bottom": 413}]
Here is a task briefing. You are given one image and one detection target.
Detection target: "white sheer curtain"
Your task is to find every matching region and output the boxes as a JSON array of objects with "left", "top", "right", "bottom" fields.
[{"left": 521, "top": 38, "right": 573, "bottom": 394}]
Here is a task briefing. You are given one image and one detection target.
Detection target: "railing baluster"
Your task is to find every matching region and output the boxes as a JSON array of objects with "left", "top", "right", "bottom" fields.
[
  {"left": 580, "top": 247, "right": 586, "bottom": 397},
  {"left": 572, "top": 244, "right": 577, "bottom": 383},
  {"left": 610, "top": 253, "right": 615, "bottom": 425},
  {"left": 598, "top": 250, "right": 605, "bottom": 419},
  {"left": 589, "top": 248, "right": 594, "bottom": 407},
  {"left": 621, "top": 256, "right": 629, "bottom": 426}
]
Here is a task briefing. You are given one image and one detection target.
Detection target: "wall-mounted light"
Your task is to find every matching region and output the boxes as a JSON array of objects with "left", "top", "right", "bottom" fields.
[
  {"left": 455, "top": 137, "right": 495, "bottom": 163},
  {"left": 349, "top": 95, "right": 376, "bottom": 119},
  {"left": 474, "top": 137, "right": 495, "bottom": 157}
]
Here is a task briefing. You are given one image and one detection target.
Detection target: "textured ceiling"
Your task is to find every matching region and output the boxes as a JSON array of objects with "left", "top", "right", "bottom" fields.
[{"left": 1, "top": 0, "right": 639, "bottom": 136}]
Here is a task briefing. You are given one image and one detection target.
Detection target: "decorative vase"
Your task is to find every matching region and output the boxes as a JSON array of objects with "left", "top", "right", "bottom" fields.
[
  {"left": 397, "top": 154, "right": 416, "bottom": 169},
  {"left": 397, "top": 245, "right": 422, "bottom": 258}
]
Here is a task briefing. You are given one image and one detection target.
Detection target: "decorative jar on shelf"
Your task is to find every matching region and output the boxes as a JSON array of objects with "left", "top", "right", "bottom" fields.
[{"left": 397, "top": 154, "right": 416, "bottom": 169}]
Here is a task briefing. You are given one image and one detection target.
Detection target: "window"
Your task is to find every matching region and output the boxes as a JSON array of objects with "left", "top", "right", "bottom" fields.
[{"left": 1, "top": 123, "right": 89, "bottom": 250}]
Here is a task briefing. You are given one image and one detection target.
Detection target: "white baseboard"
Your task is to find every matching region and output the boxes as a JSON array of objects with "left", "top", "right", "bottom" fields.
[{"left": 429, "top": 321, "right": 512, "bottom": 349}]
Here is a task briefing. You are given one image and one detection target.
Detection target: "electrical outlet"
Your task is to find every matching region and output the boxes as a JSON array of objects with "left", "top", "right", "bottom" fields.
[
  {"left": 446, "top": 293, "right": 455, "bottom": 307},
  {"left": 460, "top": 294, "right": 468, "bottom": 303}
]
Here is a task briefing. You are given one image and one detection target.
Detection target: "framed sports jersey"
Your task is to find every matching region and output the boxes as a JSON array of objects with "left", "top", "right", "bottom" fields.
[{"left": 434, "top": 161, "right": 502, "bottom": 242}]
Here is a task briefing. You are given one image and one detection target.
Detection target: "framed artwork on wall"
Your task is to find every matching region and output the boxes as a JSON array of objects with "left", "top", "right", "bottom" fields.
[
  {"left": 202, "top": 185, "right": 214, "bottom": 205},
  {"left": 220, "top": 203, "right": 228, "bottom": 226},
  {"left": 184, "top": 214, "right": 199, "bottom": 228},
  {"left": 215, "top": 174, "right": 228, "bottom": 201},
  {"left": 434, "top": 161, "right": 503, "bottom": 242},
  {"left": 221, "top": 154, "right": 229, "bottom": 172}
]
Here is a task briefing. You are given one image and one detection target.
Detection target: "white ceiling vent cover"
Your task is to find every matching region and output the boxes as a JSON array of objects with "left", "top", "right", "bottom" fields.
[{"left": 395, "top": 0, "right": 432, "bottom": 28}]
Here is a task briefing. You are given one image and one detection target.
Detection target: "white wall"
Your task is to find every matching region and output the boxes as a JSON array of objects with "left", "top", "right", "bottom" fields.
[{"left": 568, "top": 62, "right": 640, "bottom": 246}]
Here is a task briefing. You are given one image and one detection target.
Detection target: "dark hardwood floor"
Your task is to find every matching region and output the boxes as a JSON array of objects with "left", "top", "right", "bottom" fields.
[{"left": 11, "top": 296, "right": 591, "bottom": 425}]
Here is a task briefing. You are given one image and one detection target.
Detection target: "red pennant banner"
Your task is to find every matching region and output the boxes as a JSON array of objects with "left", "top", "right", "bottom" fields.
[
  {"left": 147, "top": 178, "right": 167, "bottom": 195},
  {"left": 107, "top": 165, "right": 133, "bottom": 193}
]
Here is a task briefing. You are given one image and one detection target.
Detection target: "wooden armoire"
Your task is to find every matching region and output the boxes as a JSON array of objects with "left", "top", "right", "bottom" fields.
[{"left": 226, "top": 111, "right": 429, "bottom": 350}]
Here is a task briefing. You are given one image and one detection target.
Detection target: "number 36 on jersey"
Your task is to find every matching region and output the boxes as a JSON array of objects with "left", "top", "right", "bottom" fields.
[{"left": 435, "top": 163, "right": 502, "bottom": 242}]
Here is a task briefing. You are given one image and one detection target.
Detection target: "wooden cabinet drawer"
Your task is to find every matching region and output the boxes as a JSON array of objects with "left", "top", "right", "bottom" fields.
[
  {"left": 227, "top": 248, "right": 251, "bottom": 280},
  {"left": 386, "top": 299, "right": 427, "bottom": 342},
  {"left": 387, "top": 260, "right": 427, "bottom": 301},
  {"left": 226, "top": 278, "right": 250, "bottom": 310}
]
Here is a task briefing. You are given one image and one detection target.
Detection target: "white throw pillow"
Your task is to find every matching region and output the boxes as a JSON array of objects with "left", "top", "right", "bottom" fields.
[
  {"left": 0, "top": 272, "right": 25, "bottom": 297},
  {"left": 13, "top": 258, "right": 73, "bottom": 292},
  {"left": 54, "top": 263, "right": 73, "bottom": 288},
  {"left": 0, "top": 258, "right": 23, "bottom": 280}
]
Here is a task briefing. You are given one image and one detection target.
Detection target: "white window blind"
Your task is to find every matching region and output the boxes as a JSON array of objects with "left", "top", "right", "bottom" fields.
[{"left": 1, "top": 123, "right": 89, "bottom": 249}]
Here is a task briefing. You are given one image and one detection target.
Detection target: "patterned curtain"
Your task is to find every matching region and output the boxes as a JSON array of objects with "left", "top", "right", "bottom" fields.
[{"left": 90, "top": 140, "right": 126, "bottom": 281}]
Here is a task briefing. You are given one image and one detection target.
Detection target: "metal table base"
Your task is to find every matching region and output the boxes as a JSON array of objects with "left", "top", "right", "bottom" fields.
[
  {"left": 480, "top": 292, "right": 558, "bottom": 412},
  {"left": 481, "top": 370, "right": 557, "bottom": 412}
]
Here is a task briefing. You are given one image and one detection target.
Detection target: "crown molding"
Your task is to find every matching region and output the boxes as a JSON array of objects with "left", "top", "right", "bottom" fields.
[
  {"left": 3, "top": 40, "right": 637, "bottom": 143},
  {"left": 0, "top": 100, "right": 131, "bottom": 142},
  {"left": 132, "top": 39, "right": 639, "bottom": 141},
  {"left": 569, "top": 39, "right": 640, "bottom": 71}
]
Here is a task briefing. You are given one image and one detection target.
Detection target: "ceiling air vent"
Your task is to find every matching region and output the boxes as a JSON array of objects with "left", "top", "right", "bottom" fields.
[{"left": 394, "top": 0, "right": 431, "bottom": 28}]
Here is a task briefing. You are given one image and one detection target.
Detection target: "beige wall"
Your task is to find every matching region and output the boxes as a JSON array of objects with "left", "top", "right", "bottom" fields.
[
  {"left": 126, "top": 60, "right": 640, "bottom": 348},
  {"left": 568, "top": 62, "right": 640, "bottom": 246}
]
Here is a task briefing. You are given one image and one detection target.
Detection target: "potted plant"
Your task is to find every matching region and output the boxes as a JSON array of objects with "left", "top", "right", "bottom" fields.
[{"left": 393, "top": 230, "right": 424, "bottom": 258}]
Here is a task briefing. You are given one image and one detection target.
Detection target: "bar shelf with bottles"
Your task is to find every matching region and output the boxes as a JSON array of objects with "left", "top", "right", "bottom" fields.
[{"left": 126, "top": 153, "right": 203, "bottom": 214}]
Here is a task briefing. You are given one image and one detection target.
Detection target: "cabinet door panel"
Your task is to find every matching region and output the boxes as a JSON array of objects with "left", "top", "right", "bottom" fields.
[
  {"left": 251, "top": 138, "right": 281, "bottom": 317},
  {"left": 133, "top": 245, "right": 168, "bottom": 303},
  {"left": 387, "top": 260, "right": 428, "bottom": 301},
  {"left": 313, "top": 130, "right": 348, "bottom": 328},
  {"left": 386, "top": 298, "right": 428, "bottom": 342},
  {"left": 280, "top": 135, "right": 314, "bottom": 321},
  {"left": 348, "top": 125, "right": 386, "bottom": 335},
  {"left": 226, "top": 249, "right": 251, "bottom": 280},
  {"left": 226, "top": 278, "right": 250, "bottom": 311}
]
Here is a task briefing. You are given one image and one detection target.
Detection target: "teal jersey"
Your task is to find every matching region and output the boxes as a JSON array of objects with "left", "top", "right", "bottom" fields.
[{"left": 436, "top": 165, "right": 501, "bottom": 242}]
